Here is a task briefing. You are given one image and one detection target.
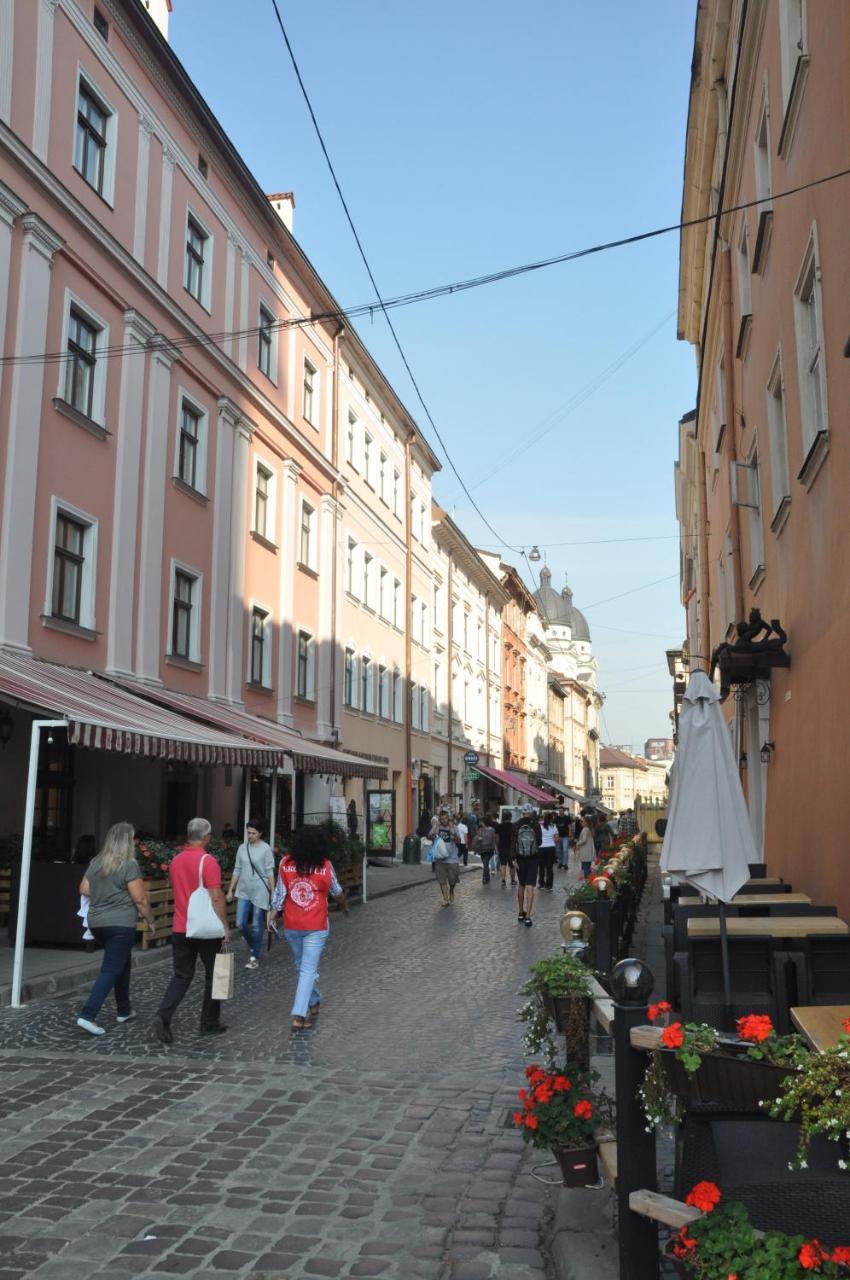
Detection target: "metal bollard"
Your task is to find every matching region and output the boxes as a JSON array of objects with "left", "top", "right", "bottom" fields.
[{"left": 611, "top": 958, "right": 659, "bottom": 1280}]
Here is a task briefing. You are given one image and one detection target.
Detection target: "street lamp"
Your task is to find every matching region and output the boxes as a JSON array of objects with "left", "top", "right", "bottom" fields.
[
  {"left": 760, "top": 741, "right": 775, "bottom": 764},
  {"left": 528, "top": 545, "right": 541, "bottom": 562}
]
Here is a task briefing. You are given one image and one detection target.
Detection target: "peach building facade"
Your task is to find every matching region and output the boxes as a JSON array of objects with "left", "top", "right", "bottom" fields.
[
  {"left": 0, "top": 0, "right": 439, "bottom": 852},
  {"left": 675, "top": 0, "right": 850, "bottom": 918}
]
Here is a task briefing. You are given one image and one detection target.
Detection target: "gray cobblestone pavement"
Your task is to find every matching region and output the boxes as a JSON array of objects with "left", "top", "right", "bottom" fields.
[{"left": 0, "top": 868, "right": 581, "bottom": 1279}]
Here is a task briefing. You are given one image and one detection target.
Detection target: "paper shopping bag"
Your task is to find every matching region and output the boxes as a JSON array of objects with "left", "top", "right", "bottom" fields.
[{"left": 212, "top": 947, "right": 235, "bottom": 1001}]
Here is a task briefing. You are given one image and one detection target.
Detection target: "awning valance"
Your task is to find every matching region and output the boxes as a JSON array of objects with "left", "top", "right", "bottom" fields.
[
  {"left": 534, "top": 777, "right": 590, "bottom": 806},
  {"left": 107, "top": 676, "right": 384, "bottom": 780},
  {"left": 475, "top": 765, "right": 555, "bottom": 807},
  {"left": 0, "top": 650, "right": 283, "bottom": 766}
]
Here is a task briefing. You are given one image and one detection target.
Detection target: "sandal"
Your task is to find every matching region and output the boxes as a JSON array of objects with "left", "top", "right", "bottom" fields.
[
  {"left": 291, "top": 1016, "right": 310, "bottom": 1032},
  {"left": 308, "top": 1002, "right": 321, "bottom": 1019}
]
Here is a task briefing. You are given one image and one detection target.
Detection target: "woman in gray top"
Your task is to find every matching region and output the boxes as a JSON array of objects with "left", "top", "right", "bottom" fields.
[
  {"left": 226, "top": 819, "right": 275, "bottom": 970},
  {"left": 77, "top": 822, "right": 155, "bottom": 1036}
]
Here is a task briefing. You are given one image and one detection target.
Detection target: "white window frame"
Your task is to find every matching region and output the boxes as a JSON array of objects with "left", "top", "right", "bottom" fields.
[
  {"left": 392, "top": 668, "right": 403, "bottom": 724},
  {"left": 379, "top": 451, "right": 388, "bottom": 504},
  {"left": 745, "top": 444, "right": 765, "bottom": 586},
  {"left": 378, "top": 664, "right": 390, "bottom": 719},
  {"left": 57, "top": 290, "right": 110, "bottom": 427},
  {"left": 303, "top": 357, "right": 318, "bottom": 426},
  {"left": 420, "top": 601, "right": 428, "bottom": 648},
  {"left": 393, "top": 468, "right": 401, "bottom": 519},
  {"left": 379, "top": 566, "right": 390, "bottom": 621},
  {"left": 45, "top": 496, "right": 99, "bottom": 630},
  {"left": 765, "top": 351, "right": 791, "bottom": 524},
  {"left": 184, "top": 204, "right": 214, "bottom": 313},
  {"left": 295, "top": 628, "right": 315, "bottom": 701},
  {"left": 72, "top": 68, "right": 118, "bottom": 207},
  {"left": 793, "top": 228, "right": 828, "bottom": 458},
  {"left": 346, "top": 537, "right": 360, "bottom": 599},
  {"left": 361, "top": 653, "right": 375, "bottom": 714},
  {"left": 257, "top": 301, "right": 278, "bottom": 384},
  {"left": 173, "top": 388, "right": 209, "bottom": 495},
  {"left": 364, "top": 432, "right": 375, "bottom": 488},
  {"left": 167, "top": 557, "right": 203, "bottom": 664},
  {"left": 298, "top": 497, "right": 317, "bottom": 571},
  {"left": 363, "top": 551, "right": 376, "bottom": 611},
  {"left": 343, "top": 646, "right": 358, "bottom": 708},
  {"left": 346, "top": 410, "right": 357, "bottom": 467},
  {"left": 420, "top": 686, "right": 429, "bottom": 732},
  {"left": 393, "top": 577, "right": 402, "bottom": 630},
  {"left": 247, "top": 600, "right": 273, "bottom": 688},
  {"left": 779, "top": 0, "right": 807, "bottom": 112},
  {"left": 252, "top": 456, "right": 278, "bottom": 544}
]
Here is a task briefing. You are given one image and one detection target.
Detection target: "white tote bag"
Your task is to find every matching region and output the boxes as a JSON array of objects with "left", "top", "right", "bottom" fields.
[{"left": 185, "top": 854, "right": 225, "bottom": 939}]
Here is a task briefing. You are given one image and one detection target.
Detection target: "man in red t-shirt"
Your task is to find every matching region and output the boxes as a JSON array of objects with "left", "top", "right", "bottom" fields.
[{"left": 152, "top": 817, "right": 230, "bottom": 1044}]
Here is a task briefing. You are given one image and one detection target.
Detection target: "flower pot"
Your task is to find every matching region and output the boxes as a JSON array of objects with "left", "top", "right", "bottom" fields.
[
  {"left": 660, "top": 1048, "right": 792, "bottom": 1109},
  {"left": 541, "top": 993, "right": 592, "bottom": 1039},
  {"left": 554, "top": 1143, "right": 598, "bottom": 1187}
]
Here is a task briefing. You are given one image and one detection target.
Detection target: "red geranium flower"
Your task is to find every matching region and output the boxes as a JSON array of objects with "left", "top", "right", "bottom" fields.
[
  {"left": 736, "top": 1013, "right": 774, "bottom": 1043},
  {"left": 685, "top": 1181, "right": 722, "bottom": 1214},
  {"left": 842, "top": 1018, "right": 850, "bottom": 1035},
  {"left": 518, "top": 1088, "right": 528, "bottom": 1103},
  {"left": 554, "top": 1076, "right": 571, "bottom": 1092},
  {"left": 524, "top": 1115, "right": 538, "bottom": 1130},
  {"left": 573, "top": 1100, "right": 593, "bottom": 1120},
  {"left": 159, "top": 863, "right": 168, "bottom": 871},
  {"left": 799, "top": 1241, "right": 828, "bottom": 1271},
  {"left": 661, "top": 1022, "right": 684, "bottom": 1049},
  {"left": 831, "top": 1247, "right": 850, "bottom": 1266},
  {"left": 648, "top": 1001, "right": 672, "bottom": 1024},
  {"left": 512, "top": 1112, "right": 523, "bottom": 1126},
  {"left": 671, "top": 1228, "right": 697, "bottom": 1259}
]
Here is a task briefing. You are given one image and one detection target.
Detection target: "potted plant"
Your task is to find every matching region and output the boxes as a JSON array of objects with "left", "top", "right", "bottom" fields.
[
  {"left": 514, "top": 1064, "right": 607, "bottom": 1187},
  {"left": 517, "top": 953, "right": 595, "bottom": 1068},
  {"left": 668, "top": 1181, "right": 850, "bottom": 1277},
  {"left": 768, "top": 1022, "right": 850, "bottom": 1171}
]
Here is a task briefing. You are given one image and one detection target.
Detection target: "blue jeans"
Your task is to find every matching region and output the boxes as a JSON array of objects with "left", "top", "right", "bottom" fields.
[
  {"left": 557, "top": 838, "right": 570, "bottom": 867},
  {"left": 80, "top": 925, "right": 136, "bottom": 1020},
  {"left": 283, "top": 928, "right": 329, "bottom": 1017},
  {"left": 236, "top": 898, "right": 267, "bottom": 960}
]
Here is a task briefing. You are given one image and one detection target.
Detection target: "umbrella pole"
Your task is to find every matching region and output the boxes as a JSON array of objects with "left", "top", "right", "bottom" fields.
[{"left": 719, "top": 903, "right": 733, "bottom": 1030}]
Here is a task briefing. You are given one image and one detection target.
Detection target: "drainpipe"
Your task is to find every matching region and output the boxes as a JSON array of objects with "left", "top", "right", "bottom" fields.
[
  {"left": 404, "top": 435, "right": 413, "bottom": 836},
  {"left": 721, "top": 247, "right": 745, "bottom": 621},
  {"left": 484, "top": 591, "right": 491, "bottom": 765}
]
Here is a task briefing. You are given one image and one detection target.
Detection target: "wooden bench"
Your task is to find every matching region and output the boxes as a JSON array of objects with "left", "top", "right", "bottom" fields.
[{"left": 136, "top": 882, "right": 237, "bottom": 949}]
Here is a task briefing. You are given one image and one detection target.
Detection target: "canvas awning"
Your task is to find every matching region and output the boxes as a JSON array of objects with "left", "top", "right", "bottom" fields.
[
  {"left": 535, "top": 777, "right": 590, "bottom": 806},
  {"left": 107, "top": 675, "right": 384, "bottom": 780},
  {"left": 0, "top": 650, "right": 281, "bottom": 765},
  {"left": 475, "top": 765, "right": 555, "bottom": 807}
]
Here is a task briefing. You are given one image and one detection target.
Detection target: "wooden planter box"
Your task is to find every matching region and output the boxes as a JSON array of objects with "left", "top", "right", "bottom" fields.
[
  {"left": 137, "top": 879, "right": 237, "bottom": 950},
  {"left": 541, "top": 993, "right": 592, "bottom": 1039},
  {"left": 336, "top": 863, "right": 363, "bottom": 895},
  {"left": 660, "top": 1048, "right": 792, "bottom": 1109}
]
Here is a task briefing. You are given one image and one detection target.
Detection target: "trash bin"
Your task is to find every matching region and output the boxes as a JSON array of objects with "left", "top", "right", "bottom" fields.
[{"left": 402, "top": 834, "right": 421, "bottom": 864}]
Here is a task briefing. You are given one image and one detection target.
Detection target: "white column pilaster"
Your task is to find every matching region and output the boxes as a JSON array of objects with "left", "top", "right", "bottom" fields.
[
  {"left": 0, "top": 0, "right": 16, "bottom": 125},
  {"left": 32, "top": 0, "right": 58, "bottom": 160},
  {"left": 0, "top": 212, "right": 63, "bottom": 650},
  {"left": 224, "top": 409, "right": 255, "bottom": 704},
  {"left": 207, "top": 398, "right": 239, "bottom": 700},
  {"left": 277, "top": 459, "right": 302, "bottom": 728},
  {"left": 237, "top": 246, "right": 250, "bottom": 371},
  {"left": 0, "top": 181, "right": 27, "bottom": 411},
  {"left": 135, "top": 333, "right": 179, "bottom": 682},
  {"left": 316, "top": 493, "right": 336, "bottom": 739},
  {"left": 223, "top": 232, "right": 237, "bottom": 361},
  {"left": 106, "top": 309, "right": 155, "bottom": 676},
  {"left": 156, "top": 145, "right": 176, "bottom": 289},
  {"left": 133, "top": 115, "right": 154, "bottom": 266}
]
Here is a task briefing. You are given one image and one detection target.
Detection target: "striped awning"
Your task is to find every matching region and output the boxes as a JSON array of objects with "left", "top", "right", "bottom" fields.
[
  {"left": 106, "top": 676, "right": 384, "bottom": 780},
  {"left": 475, "top": 765, "right": 555, "bottom": 807},
  {"left": 0, "top": 650, "right": 284, "bottom": 766}
]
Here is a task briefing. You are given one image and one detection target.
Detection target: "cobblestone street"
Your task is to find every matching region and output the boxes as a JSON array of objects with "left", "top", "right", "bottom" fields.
[{"left": 0, "top": 872, "right": 574, "bottom": 1279}]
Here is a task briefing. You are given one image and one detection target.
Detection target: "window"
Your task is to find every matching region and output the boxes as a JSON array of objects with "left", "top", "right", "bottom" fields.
[
  {"left": 171, "top": 569, "right": 197, "bottom": 661},
  {"left": 363, "top": 552, "right": 375, "bottom": 609},
  {"left": 343, "top": 648, "right": 356, "bottom": 707},
  {"left": 184, "top": 215, "right": 207, "bottom": 304},
  {"left": 361, "top": 656, "right": 373, "bottom": 713},
  {"left": 258, "top": 305, "right": 274, "bottom": 380},
  {"left": 198, "top": 153, "right": 208, "bottom": 179},
  {"left": 347, "top": 538, "right": 359, "bottom": 597},
  {"left": 779, "top": 0, "right": 806, "bottom": 110},
  {"left": 420, "top": 601, "right": 428, "bottom": 647},
  {"left": 392, "top": 669, "right": 403, "bottom": 723},
  {"left": 303, "top": 359, "right": 316, "bottom": 424},
  {"left": 299, "top": 500, "right": 315, "bottom": 569},
  {"left": 765, "top": 355, "right": 790, "bottom": 523},
  {"left": 462, "top": 611, "right": 469, "bottom": 652},
  {"left": 410, "top": 495, "right": 420, "bottom": 540},
  {"left": 420, "top": 686, "right": 429, "bottom": 732},
  {"left": 393, "top": 469, "right": 401, "bottom": 518},
  {"left": 393, "top": 578, "right": 402, "bottom": 629},
  {"left": 752, "top": 102, "right": 773, "bottom": 272},
  {"left": 254, "top": 464, "right": 273, "bottom": 541},
  {"left": 746, "top": 448, "right": 765, "bottom": 585},
  {"left": 177, "top": 399, "right": 203, "bottom": 491},
  {"left": 346, "top": 411, "right": 356, "bottom": 466},
  {"left": 52, "top": 513, "right": 86, "bottom": 623},
  {"left": 74, "top": 82, "right": 109, "bottom": 196},
  {"left": 250, "top": 606, "right": 271, "bottom": 687},
  {"left": 736, "top": 222, "right": 753, "bottom": 356},
  {"left": 380, "top": 567, "right": 390, "bottom": 620},
  {"left": 420, "top": 504, "right": 428, "bottom": 543},
  {"left": 364, "top": 433, "right": 374, "bottom": 487},
  {"left": 379, "top": 452, "right": 388, "bottom": 503},
  {"left": 64, "top": 307, "right": 98, "bottom": 419},
  {"left": 412, "top": 684, "right": 421, "bottom": 730},
  {"left": 477, "top": 622, "right": 483, "bottom": 660},
  {"left": 379, "top": 665, "right": 389, "bottom": 718},
  {"left": 433, "top": 584, "right": 441, "bottom": 631},
  {"left": 296, "top": 631, "right": 314, "bottom": 700},
  {"left": 794, "top": 236, "right": 828, "bottom": 459},
  {"left": 93, "top": 7, "right": 108, "bottom": 39}
]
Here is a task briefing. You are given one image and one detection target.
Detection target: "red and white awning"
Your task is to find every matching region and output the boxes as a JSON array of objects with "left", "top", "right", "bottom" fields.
[
  {"left": 0, "top": 650, "right": 283, "bottom": 766},
  {"left": 474, "top": 764, "right": 556, "bottom": 806}
]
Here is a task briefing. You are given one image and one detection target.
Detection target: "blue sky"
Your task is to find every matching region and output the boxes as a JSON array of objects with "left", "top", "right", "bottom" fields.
[{"left": 171, "top": 0, "right": 698, "bottom": 752}]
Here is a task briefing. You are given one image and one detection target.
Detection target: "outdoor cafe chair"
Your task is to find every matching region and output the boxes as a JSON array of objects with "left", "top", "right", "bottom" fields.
[
  {"left": 737, "top": 903, "right": 838, "bottom": 920},
  {"left": 664, "top": 903, "right": 740, "bottom": 1007},
  {"left": 676, "top": 936, "right": 792, "bottom": 1031},
  {"left": 789, "top": 937, "right": 850, "bottom": 1006}
]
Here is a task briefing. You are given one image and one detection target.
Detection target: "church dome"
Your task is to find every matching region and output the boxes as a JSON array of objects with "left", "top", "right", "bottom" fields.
[{"left": 533, "top": 566, "right": 592, "bottom": 641}]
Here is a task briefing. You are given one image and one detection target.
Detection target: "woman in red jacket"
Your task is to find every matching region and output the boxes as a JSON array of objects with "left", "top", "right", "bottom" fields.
[{"left": 268, "top": 825, "right": 347, "bottom": 1032}]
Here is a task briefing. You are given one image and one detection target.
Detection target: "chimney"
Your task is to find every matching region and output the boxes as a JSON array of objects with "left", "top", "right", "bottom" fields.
[
  {"left": 268, "top": 192, "right": 295, "bottom": 235},
  {"left": 142, "top": 0, "right": 173, "bottom": 40}
]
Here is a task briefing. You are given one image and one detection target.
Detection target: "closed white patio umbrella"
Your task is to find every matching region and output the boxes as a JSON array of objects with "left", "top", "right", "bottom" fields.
[{"left": 661, "top": 670, "right": 759, "bottom": 1025}]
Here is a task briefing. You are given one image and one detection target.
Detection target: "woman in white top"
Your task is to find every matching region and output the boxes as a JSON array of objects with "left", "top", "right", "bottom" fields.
[
  {"left": 537, "top": 812, "right": 559, "bottom": 891},
  {"left": 226, "top": 820, "right": 275, "bottom": 970}
]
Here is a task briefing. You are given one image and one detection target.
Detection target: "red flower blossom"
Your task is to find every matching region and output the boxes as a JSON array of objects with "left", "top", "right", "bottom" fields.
[
  {"left": 524, "top": 1115, "right": 538, "bottom": 1130},
  {"left": 842, "top": 1018, "right": 850, "bottom": 1036},
  {"left": 573, "top": 1100, "right": 593, "bottom": 1120},
  {"left": 648, "top": 1001, "right": 672, "bottom": 1024},
  {"left": 671, "top": 1228, "right": 697, "bottom": 1259},
  {"left": 661, "top": 1022, "right": 684, "bottom": 1049},
  {"left": 554, "top": 1076, "right": 572, "bottom": 1092},
  {"left": 518, "top": 1089, "right": 528, "bottom": 1103},
  {"left": 736, "top": 1013, "right": 774, "bottom": 1043},
  {"left": 159, "top": 863, "right": 168, "bottom": 871},
  {"left": 831, "top": 1247, "right": 850, "bottom": 1266},
  {"left": 684, "top": 1182, "right": 722, "bottom": 1214},
  {"left": 799, "top": 1241, "right": 828, "bottom": 1271},
  {"left": 512, "top": 1112, "right": 524, "bottom": 1126},
  {"left": 525, "top": 1065, "right": 545, "bottom": 1084}
]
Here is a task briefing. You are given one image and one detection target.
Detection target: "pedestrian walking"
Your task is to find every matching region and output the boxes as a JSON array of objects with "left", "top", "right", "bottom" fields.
[
  {"left": 152, "top": 818, "right": 230, "bottom": 1045},
  {"left": 346, "top": 799, "right": 359, "bottom": 838},
  {"left": 226, "top": 819, "right": 275, "bottom": 970},
  {"left": 76, "top": 823, "right": 156, "bottom": 1036},
  {"left": 268, "top": 824, "right": 348, "bottom": 1031},
  {"left": 537, "top": 812, "right": 558, "bottom": 891},
  {"left": 455, "top": 814, "right": 469, "bottom": 866},
  {"left": 475, "top": 816, "right": 498, "bottom": 885},
  {"left": 576, "top": 815, "right": 596, "bottom": 880},
  {"left": 496, "top": 814, "right": 517, "bottom": 887},
  {"left": 429, "top": 807, "right": 460, "bottom": 906},
  {"left": 514, "top": 814, "right": 540, "bottom": 928},
  {"left": 555, "top": 807, "right": 572, "bottom": 869}
]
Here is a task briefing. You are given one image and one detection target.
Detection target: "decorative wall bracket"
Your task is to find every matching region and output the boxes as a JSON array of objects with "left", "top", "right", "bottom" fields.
[{"left": 710, "top": 609, "right": 790, "bottom": 701}]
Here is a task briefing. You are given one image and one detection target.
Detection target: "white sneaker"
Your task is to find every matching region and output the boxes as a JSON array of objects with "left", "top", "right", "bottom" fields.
[
  {"left": 76, "top": 1017, "right": 106, "bottom": 1036},
  {"left": 245, "top": 958, "right": 259, "bottom": 970},
  {"left": 116, "top": 1011, "right": 136, "bottom": 1023}
]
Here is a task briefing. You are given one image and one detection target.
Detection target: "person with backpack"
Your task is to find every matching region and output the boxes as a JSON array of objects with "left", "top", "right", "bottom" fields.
[
  {"left": 474, "top": 816, "right": 498, "bottom": 885},
  {"left": 496, "top": 814, "right": 517, "bottom": 888},
  {"left": 514, "top": 815, "right": 541, "bottom": 927}
]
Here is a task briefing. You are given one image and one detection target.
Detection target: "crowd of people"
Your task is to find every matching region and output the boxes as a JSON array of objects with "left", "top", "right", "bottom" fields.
[{"left": 421, "top": 800, "right": 634, "bottom": 927}]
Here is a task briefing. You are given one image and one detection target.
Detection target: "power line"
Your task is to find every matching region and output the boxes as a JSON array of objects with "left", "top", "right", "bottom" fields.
[{"left": 582, "top": 573, "right": 680, "bottom": 612}]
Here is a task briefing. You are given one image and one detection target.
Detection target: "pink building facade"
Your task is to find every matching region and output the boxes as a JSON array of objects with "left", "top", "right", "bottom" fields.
[{"left": 0, "top": 0, "right": 435, "bottom": 853}]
